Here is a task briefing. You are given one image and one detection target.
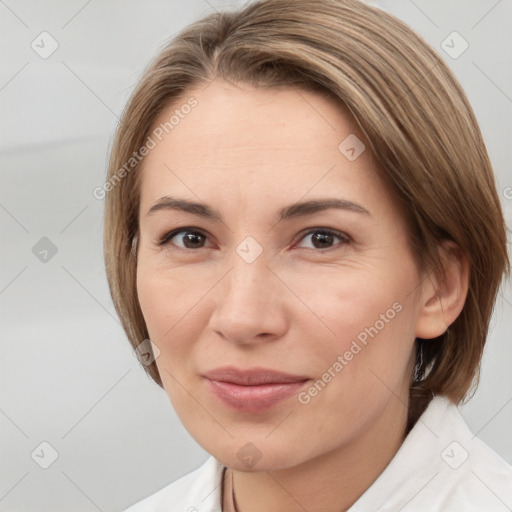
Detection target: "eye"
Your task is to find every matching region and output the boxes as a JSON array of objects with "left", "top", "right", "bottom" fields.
[
  {"left": 158, "top": 227, "right": 213, "bottom": 250},
  {"left": 294, "top": 228, "right": 350, "bottom": 251},
  {"left": 158, "top": 227, "right": 350, "bottom": 252}
]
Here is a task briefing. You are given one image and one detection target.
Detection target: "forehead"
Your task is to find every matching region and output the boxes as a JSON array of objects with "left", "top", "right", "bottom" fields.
[
  {"left": 138, "top": 80, "right": 388, "bottom": 214},
  {"left": 148, "top": 80, "right": 358, "bottom": 152}
]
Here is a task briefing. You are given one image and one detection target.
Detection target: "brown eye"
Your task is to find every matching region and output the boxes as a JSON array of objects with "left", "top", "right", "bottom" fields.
[
  {"left": 295, "top": 229, "right": 350, "bottom": 250},
  {"left": 159, "top": 228, "right": 212, "bottom": 249}
]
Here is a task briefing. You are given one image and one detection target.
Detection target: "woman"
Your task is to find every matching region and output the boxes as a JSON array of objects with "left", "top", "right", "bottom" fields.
[{"left": 103, "top": 0, "right": 512, "bottom": 510}]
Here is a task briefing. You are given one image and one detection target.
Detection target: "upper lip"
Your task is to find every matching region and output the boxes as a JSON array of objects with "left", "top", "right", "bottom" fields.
[{"left": 203, "top": 366, "right": 309, "bottom": 386}]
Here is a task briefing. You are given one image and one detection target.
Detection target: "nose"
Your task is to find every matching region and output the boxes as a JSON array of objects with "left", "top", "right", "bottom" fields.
[{"left": 208, "top": 254, "right": 289, "bottom": 347}]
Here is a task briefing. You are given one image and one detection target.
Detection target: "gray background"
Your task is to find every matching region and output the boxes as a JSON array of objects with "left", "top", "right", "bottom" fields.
[{"left": 1, "top": 1, "right": 511, "bottom": 510}]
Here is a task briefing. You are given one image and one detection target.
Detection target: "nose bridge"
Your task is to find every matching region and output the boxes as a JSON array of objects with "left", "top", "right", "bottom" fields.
[
  {"left": 209, "top": 244, "right": 287, "bottom": 344},
  {"left": 223, "top": 249, "right": 272, "bottom": 319},
  {"left": 225, "top": 233, "right": 271, "bottom": 304}
]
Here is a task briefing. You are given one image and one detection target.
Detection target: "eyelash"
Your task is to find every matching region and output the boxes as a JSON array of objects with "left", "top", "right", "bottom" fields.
[{"left": 157, "top": 227, "right": 351, "bottom": 252}]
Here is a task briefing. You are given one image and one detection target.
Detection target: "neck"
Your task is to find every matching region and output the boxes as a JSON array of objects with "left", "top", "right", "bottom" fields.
[{"left": 223, "top": 394, "right": 410, "bottom": 512}]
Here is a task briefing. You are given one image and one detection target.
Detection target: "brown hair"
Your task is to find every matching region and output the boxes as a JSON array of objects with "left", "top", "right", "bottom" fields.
[{"left": 102, "top": 0, "right": 509, "bottom": 426}]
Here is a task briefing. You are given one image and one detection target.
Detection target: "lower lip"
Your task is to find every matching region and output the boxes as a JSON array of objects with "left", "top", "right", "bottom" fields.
[{"left": 205, "top": 378, "right": 309, "bottom": 412}]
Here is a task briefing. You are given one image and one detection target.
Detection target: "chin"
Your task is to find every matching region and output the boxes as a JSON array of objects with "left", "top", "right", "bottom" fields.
[{"left": 205, "top": 437, "right": 311, "bottom": 472}]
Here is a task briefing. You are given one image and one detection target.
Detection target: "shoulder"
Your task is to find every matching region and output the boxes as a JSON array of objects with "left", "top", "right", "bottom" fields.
[
  {"left": 410, "top": 397, "right": 512, "bottom": 510},
  {"left": 121, "top": 456, "right": 225, "bottom": 512},
  {"left": 350, "top": 396, "right": 512, "bottom": 512},
  {"left": 434, "top": 402, "right": 512, "bottom": 510}
]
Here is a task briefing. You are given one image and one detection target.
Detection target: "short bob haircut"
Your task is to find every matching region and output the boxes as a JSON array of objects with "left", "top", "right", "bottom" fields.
[{"left": 103, "top": 0, "right": 509, "bottom": 426}]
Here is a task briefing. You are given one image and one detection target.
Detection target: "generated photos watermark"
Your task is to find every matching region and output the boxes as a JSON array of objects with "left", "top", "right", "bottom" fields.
[
  {"left": 298, "top": 301, "right": 403, "bottom": 405},
  {"left": 93, "top": 97, "right": 198, "bottom": 200}
]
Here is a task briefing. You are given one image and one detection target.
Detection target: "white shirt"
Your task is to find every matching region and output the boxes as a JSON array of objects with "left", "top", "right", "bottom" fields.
[{"left": 123, "top": 396, "right": 512, "bottom": 511}]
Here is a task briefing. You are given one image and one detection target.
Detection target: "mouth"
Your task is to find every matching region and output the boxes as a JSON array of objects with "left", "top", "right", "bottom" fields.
[{"left": 202, "top": 366, "right": 310, "bottom": 413}]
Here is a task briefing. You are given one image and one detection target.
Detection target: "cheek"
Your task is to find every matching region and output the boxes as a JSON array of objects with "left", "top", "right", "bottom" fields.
[
  {"left": 136, "top": 262, "right": 204, "bottom": 366},
  {"left": 294, "top": 267, "right": 411, "bottom": 345},
  {"left": 293, "top": 266, "right": 418, "bottom": 398},
  {"left": 136, "top": 263, "right": 211, "bottom": 420}
]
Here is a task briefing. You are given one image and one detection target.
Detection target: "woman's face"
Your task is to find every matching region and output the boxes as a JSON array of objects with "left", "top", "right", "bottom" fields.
[{"left": 136, "top": 80, "right": 426, "bottom": 471}]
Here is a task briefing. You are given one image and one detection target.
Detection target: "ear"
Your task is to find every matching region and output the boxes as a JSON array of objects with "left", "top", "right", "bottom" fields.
[{"left": 415, "top": 240, "right": 469, "bottom": 339}]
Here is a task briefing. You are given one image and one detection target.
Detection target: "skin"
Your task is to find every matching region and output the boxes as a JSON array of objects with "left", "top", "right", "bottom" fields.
[{"left": 135, "top": 79, "right": 468, "bottom": 512}]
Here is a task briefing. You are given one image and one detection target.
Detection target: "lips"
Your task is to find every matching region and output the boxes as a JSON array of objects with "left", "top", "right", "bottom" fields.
[
  {"left": 202, "top": 366, "right": 310, "bottom": 412},
  {"left": 203, "top": 366, "right": 309, "bottom": 385}
]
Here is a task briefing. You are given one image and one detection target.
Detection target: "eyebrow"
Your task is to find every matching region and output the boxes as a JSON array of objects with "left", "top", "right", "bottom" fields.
[{"left": 146, "top": 195, "right": 371, "bottom": 222}]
